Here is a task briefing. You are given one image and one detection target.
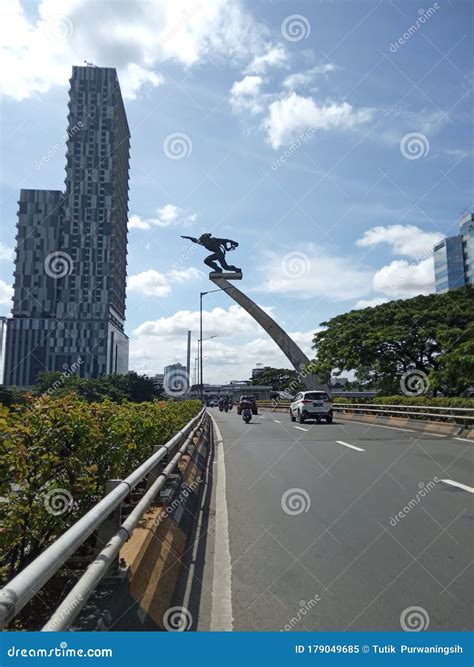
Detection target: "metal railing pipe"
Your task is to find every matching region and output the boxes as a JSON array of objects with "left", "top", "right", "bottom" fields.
[
  {"left": 42, "top": 413, "right": 206, "bottom": 631},
  {"left": 0, "top": 407, "right": 205, "bottom": 629}
]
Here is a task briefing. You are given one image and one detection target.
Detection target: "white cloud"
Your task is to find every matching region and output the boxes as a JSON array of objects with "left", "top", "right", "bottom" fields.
[
  {"left": 259, "top": 245, "right": 373, "bottom": 301},
  {"left": 133, "top": 303, "right": 268, "bottom": 338},
  {"left": 127, "top": 266, "right": 202, "bottom": 298},
  {"left": 130, "top": 302, "right": 317, "bottom": 382},
  {"left": 0, "top": 243, "right": 13, "bottom": 261},
  {"left": 244, "top": 45, "right": 288, "bottom": 75},
  {"left": 372, "top": 257, "right": 435, "bottom": 299},
  {"left": 0, "top": 0, "right": 269, "bottom": 101},
  {"left": 283, "top": 63, "right": 337, "bottom": 91},
  {"left": 128, "top": 270, "right": 171, "bottom": 298},
  {"left": 354, "top": 297, "right": 389, "bottom": 309},
  {"left": 379, "top": 109, "right": 450, "bottom": 146},
  {"left": 230, "top": 75, "right": 264, "bottom": 115},
  {"left": 264, "top": 93, "right": 373, "bottom": 149},
  {"left": 167, "top": 267, "right": 203, "bottom": 284},
  {"left": 128, "top": 204, "right": 197, "bottom": 230},
  {"left": 356, "top": 224, "right": 444, "bottom": 259},
  {"left": 0, "top": 280, "right": 13, "bottom": 306}
]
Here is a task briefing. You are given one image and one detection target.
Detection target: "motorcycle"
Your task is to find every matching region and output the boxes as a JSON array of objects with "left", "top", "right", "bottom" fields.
[
  {"left": 219, "top": 404, "right": 224, "bottom": 412},
  {"left": 224, "top": 404, "right": 228, "bottom": 412},
  {"left": 242, "top": 407, "right": 252, "bottom": 424}
]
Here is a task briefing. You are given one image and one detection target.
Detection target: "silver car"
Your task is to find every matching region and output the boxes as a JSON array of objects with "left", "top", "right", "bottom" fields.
[{"left": 290, "top": 391, "right": 333, "bottom": 424}]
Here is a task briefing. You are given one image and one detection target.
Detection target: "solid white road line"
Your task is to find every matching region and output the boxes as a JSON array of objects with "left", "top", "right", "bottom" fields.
[
  {"left": 440, "top": 479, "right": 474, "bottom": 494},
  {"left": 209, "top": 416, "right": 233, "bottom": 631},
  {"left": 454, "top": 437, "right": 474, "bottom": 444},
  {"left": 273, "top": 419, "right": 282, "bottom": 424},
  {"left": 294, "top": 426, "right": 308, "bottom": 431},
  {"left": 336, "top": 440, "right": 365, "bottom": 452},
  {"left": 341, "top": 419, "right": 415, "bottom": 433}
]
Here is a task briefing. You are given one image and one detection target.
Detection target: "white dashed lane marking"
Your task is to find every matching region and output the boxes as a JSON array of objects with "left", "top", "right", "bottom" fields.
[
  {"left": 440, "top": 479, "right": 474, "bottom": 494},
  {"left": 336, "top": 440, "right": 365, "bottom": 452}
]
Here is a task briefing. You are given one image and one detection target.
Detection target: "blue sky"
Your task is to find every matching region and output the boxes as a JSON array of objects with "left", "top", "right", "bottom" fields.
[{"left": 0, "top": 0, "right": 472, "bottom": 383}]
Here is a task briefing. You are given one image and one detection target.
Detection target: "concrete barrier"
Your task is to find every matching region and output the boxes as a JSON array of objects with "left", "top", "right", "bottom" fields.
[{"left": 257, "top": 403, "right": 473, "bottom": 439}]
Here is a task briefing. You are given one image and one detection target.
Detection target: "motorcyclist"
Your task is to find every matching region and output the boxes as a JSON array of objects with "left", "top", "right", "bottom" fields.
[{"left": 240, "top": 397, "right": 252, "bottom": 422}]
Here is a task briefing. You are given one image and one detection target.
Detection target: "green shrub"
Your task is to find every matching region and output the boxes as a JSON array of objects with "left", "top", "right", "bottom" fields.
[{"left": 0, "top": 397, "right": 201, "bottom": 583}]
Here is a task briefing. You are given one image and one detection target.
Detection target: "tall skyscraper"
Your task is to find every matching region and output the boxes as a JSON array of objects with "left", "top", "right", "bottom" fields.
[
  {"left": 3, "top": 65, "right": 130, "bottom": 388},
  {"left": 434, "top": 213, "right": 474, "bottom": 294}
]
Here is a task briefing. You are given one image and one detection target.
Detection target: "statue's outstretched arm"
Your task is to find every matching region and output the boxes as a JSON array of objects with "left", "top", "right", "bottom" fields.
[{"left": 181, "top": 235, "right": 199, "bottom": 243}]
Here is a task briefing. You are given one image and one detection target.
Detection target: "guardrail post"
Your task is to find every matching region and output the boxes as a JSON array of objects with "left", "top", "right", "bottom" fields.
[{"left": 95, "top": 479, "right": 122, "bottom": 576}]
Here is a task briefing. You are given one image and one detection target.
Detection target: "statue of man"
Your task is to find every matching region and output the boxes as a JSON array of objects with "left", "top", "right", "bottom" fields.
[{"left": 181, "top": 233, "right": 241, "bottom": 273}]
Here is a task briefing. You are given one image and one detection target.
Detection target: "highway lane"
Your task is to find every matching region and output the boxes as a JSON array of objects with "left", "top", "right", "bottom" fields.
[{"left": 200, "top": 408, "right": 473, "bottom": 631}]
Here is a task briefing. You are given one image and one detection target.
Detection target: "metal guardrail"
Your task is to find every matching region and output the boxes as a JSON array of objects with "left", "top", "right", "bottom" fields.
[
  {"left": 0, "top": 407, "right": 206, "bottom": 631},
  {"left": 257, "top": 401, "right": 474, "bottom": 424},
  {"left": 332, "top": 403, "right": 474, "bottom": 423}
]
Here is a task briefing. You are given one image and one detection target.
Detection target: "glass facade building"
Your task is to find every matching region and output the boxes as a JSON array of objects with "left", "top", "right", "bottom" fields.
[
  {"left": 434, "top": 213, "right": 474, "bottom": 294},
  {"left": 3, "top": 66, "right": 130, "bottom": 388}
]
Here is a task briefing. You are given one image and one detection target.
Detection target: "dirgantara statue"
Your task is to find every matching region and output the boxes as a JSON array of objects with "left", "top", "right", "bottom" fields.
[{"left": 181, "top": 233, "right": 241, "bottom": 273}]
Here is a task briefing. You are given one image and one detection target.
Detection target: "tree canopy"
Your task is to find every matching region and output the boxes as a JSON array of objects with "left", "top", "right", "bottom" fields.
[
  {"left": 249, "top": 367, "right": 305, "bottom": 393},
  {"left": 311, "top": 287, "right": 474, "bottom": 396},
  {"left": 33, "top": 371, "right": 160, "bottom": 403}
]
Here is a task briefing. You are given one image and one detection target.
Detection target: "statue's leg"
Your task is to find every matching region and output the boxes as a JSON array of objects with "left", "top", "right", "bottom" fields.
[
  {"left": 204, "top": 253, "right": 221, "bottom": 271},
  {"left": 218, "top": 251, "right": 241, "bottom": 273},
  {"left": 219, "top": 253, "right": 241, "bottom": 272}
]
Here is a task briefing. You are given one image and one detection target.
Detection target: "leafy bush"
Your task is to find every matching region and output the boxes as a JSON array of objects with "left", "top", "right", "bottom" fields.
[{"left": 0, "top": 397, "right": 201, "bottom": 584}]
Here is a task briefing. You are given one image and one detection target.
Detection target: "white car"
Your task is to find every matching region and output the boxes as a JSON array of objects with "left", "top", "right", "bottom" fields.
[{"left": 290, "top": 391, "right": 333, "bottom": 424}]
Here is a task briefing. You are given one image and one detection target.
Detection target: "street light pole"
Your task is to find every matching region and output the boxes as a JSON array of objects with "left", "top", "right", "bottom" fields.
[
  {"left": 199, "top": 288, "right": 231, "bottom": 403},
  {"left": 199, "top": 292, "right": 203, "bottom": 401}
]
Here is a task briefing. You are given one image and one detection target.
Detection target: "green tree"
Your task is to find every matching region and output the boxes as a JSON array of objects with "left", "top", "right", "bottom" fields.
[
  {"left": 33, "top": 371, "right": 159, "bottom": 403},
  {"left": 250, "top": 368, "right": 305, "bottom": 392},
  {"left": 312, "top": 287, "right": 474, "bottom": 396}
]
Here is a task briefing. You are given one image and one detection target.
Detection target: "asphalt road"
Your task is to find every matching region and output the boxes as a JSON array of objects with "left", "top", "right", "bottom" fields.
[{"left": 196, "top": 408, "right": 473, "bottom": 632}]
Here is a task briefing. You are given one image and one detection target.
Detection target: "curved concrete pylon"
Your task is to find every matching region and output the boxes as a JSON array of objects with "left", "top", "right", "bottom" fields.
[{"left": 209, "top": 274, "right": 324, "bottom": 391}]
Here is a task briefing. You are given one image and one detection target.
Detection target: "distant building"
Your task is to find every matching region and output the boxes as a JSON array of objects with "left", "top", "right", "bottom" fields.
[
  {"left": 163, "top": 363, "right": 188, "bottom": 395},
  {"left": 194, "top": 383, "right": 272, "bottom": 402},
  {"left": 3, "top": 65, "right": 130, "bottom": 388},
  {"left": 150, "top": 373, "right": 164, "bottom": 389},
  {"left": 251, "top": 365, "right": 271, "bottom": 378},
  {"left": 434, "top": 213, "right": 474, "bottom": 293},
  {"left": 164, "top": 363, "right": 186, "bottom": 376}
]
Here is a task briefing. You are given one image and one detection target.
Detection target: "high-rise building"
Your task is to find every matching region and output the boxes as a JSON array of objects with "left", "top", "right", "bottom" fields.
[
  {"left": 3, "top": 65, "right": 130, "bottom": 388},
  {"left": 434, "top": 213, "right": 474, "bottom": 294}
]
